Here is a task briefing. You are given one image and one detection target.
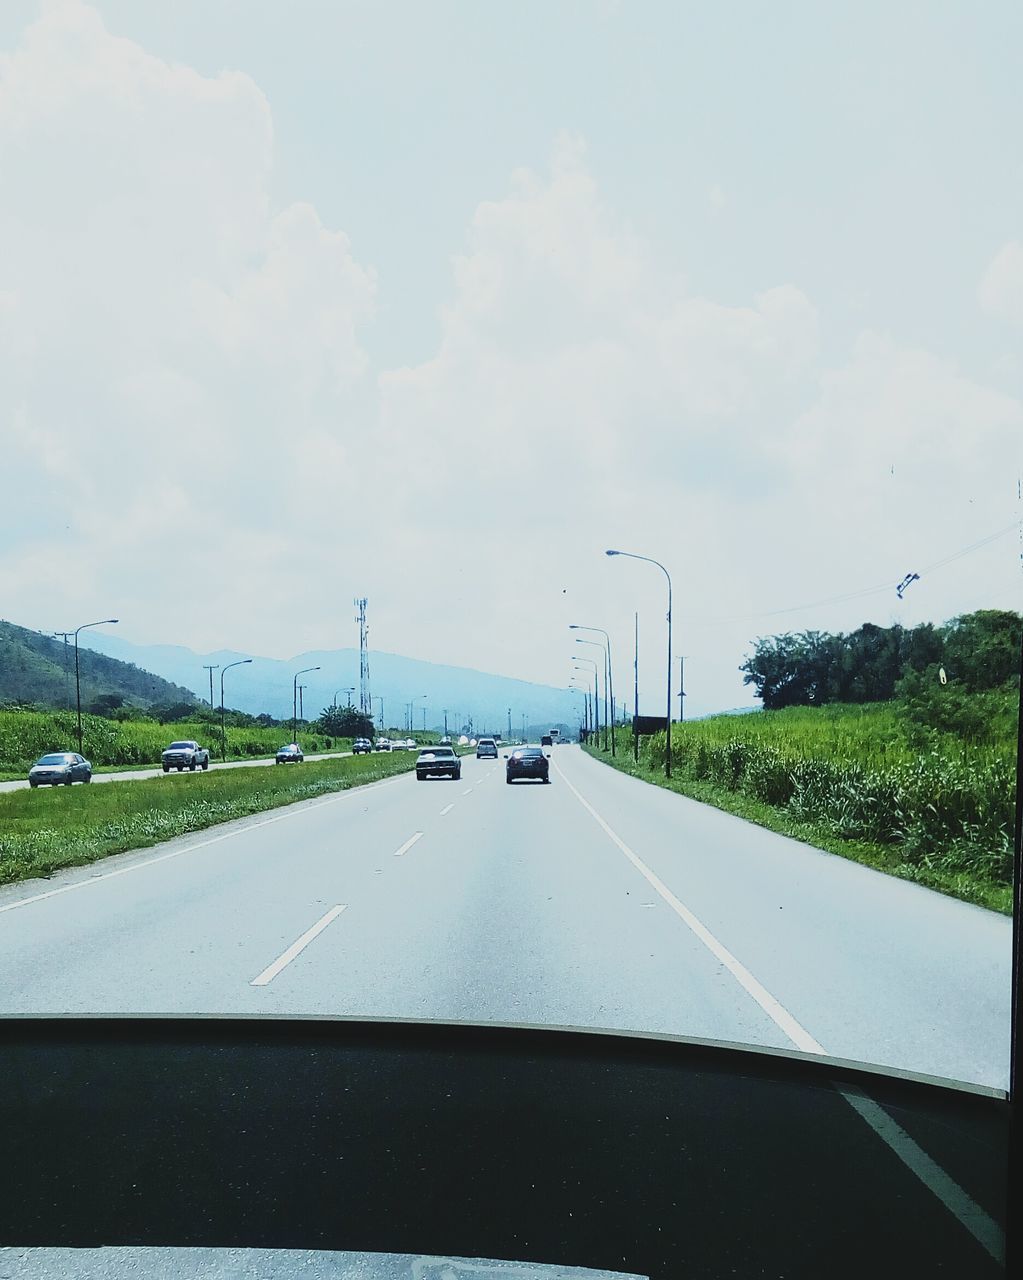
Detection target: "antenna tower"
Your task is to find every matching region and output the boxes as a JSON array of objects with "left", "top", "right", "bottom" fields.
[{"left": 355, "top": 597, "right": 371, "bottom": 714}]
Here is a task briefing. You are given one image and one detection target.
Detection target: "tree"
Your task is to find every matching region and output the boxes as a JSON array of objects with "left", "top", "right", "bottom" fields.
[
  {"left": 317, "top": 705, "right": 374, "bottom": 737},
  {"left": 940, "top": 610, "right": 1022, "bottom": 691}
]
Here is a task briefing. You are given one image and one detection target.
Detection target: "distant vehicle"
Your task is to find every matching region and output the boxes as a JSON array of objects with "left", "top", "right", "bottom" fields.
[
  {"left": 405, "top": 738, "right": 416, "bottom": 748},
  {"left": 476, "top": 738, "right": 498, "bottom": 759},
  {"left": 352, "top": 738, "right": 373, "bottom": 754},
  {"left": 390, "top": 740, "right": 405, "bottom": 751},
  {"left": 505, "top": 746, "right": 551, "bottom": 784},
  {"left": 275, "top": 743, "right": 304, "bottom": 764},
  {"left": 28, "top": 752, "right": 92, "bottom": 787},
  {"left": 375, "top": 738, "right": 391, "bottom": 751},
  {"left": 458, "top": 735, "right": 470, "bottom": 746},
  {"left": 162, "top": 741, "right": 210, "bottom": 773},
  {"left": 540, "top": 734, "right": 553, "bottom": 747},
  {"left": 416, "top": 746, "right": 461, "bottom": 781},
  {"left": 440, "top": 736, "right": 452, "bottom": 745}
]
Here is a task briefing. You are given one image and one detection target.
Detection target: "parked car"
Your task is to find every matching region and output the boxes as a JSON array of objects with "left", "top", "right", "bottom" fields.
[
  {"left": 416, "top": 746, "right": 462, "bottom": 781},
  {"left": 352, "top": 738, "right": 373, "bottom": 755},
  {"left": 505, "top": 746, "right": 551, "bottom": 784},
  {"left": 476, "top": 738, "right": 498, "bottom": 759},
  {"left": 374, "top": 738, "right": 391, "bottom": 751},
  {"left": 161, "top": 741, "right": 210, "bottom": 773},
  {"left": 275, "top": 743, "right": 304, "bottom": 764},
  {"left": 28, "top": 752, "right": 92, "bottom": 787}
]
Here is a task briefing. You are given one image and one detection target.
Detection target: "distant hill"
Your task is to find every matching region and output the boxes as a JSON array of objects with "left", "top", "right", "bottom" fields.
[
  {"left": 0, "top": 621, "right": 199, "bottom": 711},
  {"left": 78, "top": 632, "right": 585, "bottom": 733}
]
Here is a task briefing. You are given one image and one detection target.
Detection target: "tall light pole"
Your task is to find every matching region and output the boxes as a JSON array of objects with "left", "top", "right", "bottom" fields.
[
  {"left": 678, "top": 655, "right": 688, "bottom": 721},
  {"left": 575, "top": 639, "right": 608, "bottom": 750},
  {"left": 634, "top": 612, "right": 640, "bottom": 763},
  {"left": 203, "top": 664, "right": 220, "bottom": 709},
  {"left": 573, "top": 656, "right": 599, "bottom": 747},
  {"left": 72, "top": 618, "right": 119, "bottom": 753},
  {"left": 220, "top": 658, "right": 252, "bottom": 762},
  {"left": 375, "top": 695, "right": 384, "bottom": 729},
  {"left": 571, "top": 626, "right": 614, "bottom": 755},
  {"left": 52, "top": 632, "right": 73, "bottom": 710},
  {"left": 298, "top": 685, "right": 307, "bottom": 722},
  {"left": 293, "top": 666, "right": 320, "bottom": 740},
  {"left": 607, "top": 549, "right": 673, "bottom": 778},
  {"left": 507, "top": 707, "right": 512, "bottom": 741}
]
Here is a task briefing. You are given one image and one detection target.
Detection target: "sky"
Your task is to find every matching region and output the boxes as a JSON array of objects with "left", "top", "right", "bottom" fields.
[{"left": 1, "top": 0, "right": 1021, "bottom": 718}]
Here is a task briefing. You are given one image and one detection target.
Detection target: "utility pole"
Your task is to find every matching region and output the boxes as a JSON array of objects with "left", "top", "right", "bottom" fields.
[
  {"left": 52, "top": 632, "right": 73, "bottom": 710},
  {"left": 678, "top": 655, "right": 688, "bottom": 721},
  {"left": 203, "top": 664, "right": 219, "bottom": 709},
  {"left": 443, "top": 709, "right": 448, "bottom": 737},
  {"left": 634, "top": 612, "right": 639, "bottom": 763},
  {"left": 507, "top": 707, "right": 512, "bottom": 741}
]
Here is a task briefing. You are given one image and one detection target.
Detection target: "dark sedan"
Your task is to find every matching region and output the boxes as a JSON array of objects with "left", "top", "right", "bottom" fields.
[
  {"left": 505, "top": 746, "right": 551, "bottom": 784},
  {"left": 28, "top": 752, "right": 92, "bottom": 787},
  {"left": 416, "top": 746, "right": 461, "bottom": 781},
  {"left": 275, "top": 743, "right": 304, "bottom": 764},
  {"left": 352, "top": 738, "right": 373, "bottom": 755}
]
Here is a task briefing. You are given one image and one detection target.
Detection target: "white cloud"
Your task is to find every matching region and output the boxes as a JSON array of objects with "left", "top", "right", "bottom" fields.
[
  {"left": 979, "top": 240, "right": 1023, "bottom": 326},
  {"left": 0, "top": 3, "right": 1019, "bottom": 715}
]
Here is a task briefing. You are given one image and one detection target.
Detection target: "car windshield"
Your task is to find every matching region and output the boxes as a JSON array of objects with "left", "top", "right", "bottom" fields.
[{"left": 1, "top": 2, "right": 1019, "bottom": 1231}]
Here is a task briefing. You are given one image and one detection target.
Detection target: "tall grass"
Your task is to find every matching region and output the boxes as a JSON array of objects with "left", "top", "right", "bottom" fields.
[
  {"left": 0, "top": 710, "right": 348, "bottom": 774},
  {"left": 620, "top": 700, "right": 1017, "bottom": 898}
]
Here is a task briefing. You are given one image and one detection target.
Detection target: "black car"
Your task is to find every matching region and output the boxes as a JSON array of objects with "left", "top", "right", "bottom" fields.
[
  {"left": 275, "top": 743, "right": 304, "bottom": 764},
  {"left": 476, "top": 738, "right": 498, "bottom": 759},
  {"left": 505, "top": 746, "right": 551, "bottom": 784},
  {"left": 352, "top": 738, "right": 372, "bottom": 754},
  {"left": 28, "top": 752, "right": 93, "bottom": 787},
  {"left": 416, "top": 746, "right": 461, "bottom": 781}
]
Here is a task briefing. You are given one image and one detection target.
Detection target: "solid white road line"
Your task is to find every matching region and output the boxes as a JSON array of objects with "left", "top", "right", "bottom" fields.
[
  {"left": 439, "top": 803, "right": 454, "bottom": 816},
  {"left": 554, "top": 758, "right": 1004, "bottom": 1264},
  {"left": 250, "top": 905, "right": 347, "bottom": 987},
  {"left": 393, "top": 832, "right": 424, "bottom": 857},
  {"left": 0, "top": 772, "right": 412, "bottom": 916}
]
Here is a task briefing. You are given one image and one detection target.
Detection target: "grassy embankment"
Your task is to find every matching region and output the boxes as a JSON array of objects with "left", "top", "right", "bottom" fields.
[
  {"left": 587, "top": 701, "right": 1016, "bottom": 914},
  {"left": 0, "top": 750, "right": 418, "bottom": 888}
]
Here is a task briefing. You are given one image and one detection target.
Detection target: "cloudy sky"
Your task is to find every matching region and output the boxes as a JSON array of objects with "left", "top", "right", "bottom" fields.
[{"left": 1, "top": 0, "right": 1021, "bottom": 716}]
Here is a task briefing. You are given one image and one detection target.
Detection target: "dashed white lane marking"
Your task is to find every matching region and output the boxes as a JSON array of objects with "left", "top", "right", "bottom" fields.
[
  {"left": 462, "top": 789, "right": 473, "bottom": 796},
  {"left": 393, "top": 832, "right": 423, "bottom": 857},
  {"left": 0, "top": 772, "right": 412, "bottom": 916},
  {"left": 439, "top": 803, "right": 454, "bottom": 816},
  {"left": 250, "top": 905, "right": 347, "bottom": 987},
  {"left": 553, "top": 758, "right": 1004, "bottom": 1264}
]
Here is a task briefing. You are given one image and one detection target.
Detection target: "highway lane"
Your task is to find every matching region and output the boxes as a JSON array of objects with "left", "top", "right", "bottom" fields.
[
  {"left": 0, "top": 745, "right": 1011, "bottom": 1091},
  {"left": 0, "top": 748, "right": 361, "bottom": 793}
]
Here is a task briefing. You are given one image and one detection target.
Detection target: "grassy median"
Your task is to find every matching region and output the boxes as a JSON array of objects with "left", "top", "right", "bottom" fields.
[{"left": 0, "top": 752, "right": 417, "bottom": 888}]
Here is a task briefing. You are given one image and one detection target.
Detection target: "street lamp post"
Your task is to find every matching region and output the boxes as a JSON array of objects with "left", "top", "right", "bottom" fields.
[
  {"left": 298, "top": 685, "right": 307, "bottom": 722},
  {"left": 573, "top": 657, "right": 599, "bottom": 748},
  {"left": 293, "top": 666, "right": 321, "bottom": 740},
  {"left": 220, "top": 658, "right": 252, "bottom": 762},
  {"left": 575, "top": 639, "right": 608, "bottom": 750},
  {"left": 607, "top": 549, "right": 673, "bottom": 778},
  {"left": 375, "top": 695, "right": 384, "bottom": 729},
  {"left": 634, "top": 612, "right": 640, "bottom": 763},
  {"left": 72, "top": 619, "right": 119, "bottom": 753},
  {"left": 203, "top": 664, "right": 220, "bottom": 709},
  {"left": 443, "top": 709, "right": 448, "bottom": 737},
  {"left": 571, "top": 626, "right": 614, "bottom": 755}
]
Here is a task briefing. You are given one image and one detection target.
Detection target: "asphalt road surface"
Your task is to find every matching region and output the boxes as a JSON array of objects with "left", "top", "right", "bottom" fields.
[
  {"left": 0, "top": 749, "right": 356, "bottom": 793},
  {"left": 0, "top": 746, "right": 1011, "bottom": 1091}
]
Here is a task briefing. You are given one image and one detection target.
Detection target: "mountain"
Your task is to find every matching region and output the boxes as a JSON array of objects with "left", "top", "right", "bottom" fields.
[
  {"left": 0, "top": 621, "right": 200, "bottom": 711},
  {"left": 79, "top": 631, "right": 582, "bottom": 735}
]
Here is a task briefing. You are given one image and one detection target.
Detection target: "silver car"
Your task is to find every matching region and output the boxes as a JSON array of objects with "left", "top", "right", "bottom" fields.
[{"left": 28, "top": 752, "right": 93, "bottom": 787}]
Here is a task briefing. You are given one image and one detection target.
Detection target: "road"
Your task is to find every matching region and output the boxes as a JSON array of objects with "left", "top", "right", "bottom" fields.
[
  {"left": 0, "top": 745, "right": 1011, "bottom": 1091},
  {"left": 0, "top": 748, "right": 359, "bottom": 793}
]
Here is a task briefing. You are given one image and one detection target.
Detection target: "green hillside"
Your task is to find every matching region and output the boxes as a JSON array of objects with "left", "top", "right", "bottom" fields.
[{"left": 0, "top": 620, "right": 198, "bottom": 712}]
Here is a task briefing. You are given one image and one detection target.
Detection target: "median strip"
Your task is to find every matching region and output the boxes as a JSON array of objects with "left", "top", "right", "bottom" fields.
[{"left": 250, "top": 905, "right": 347, "bottom": 987}]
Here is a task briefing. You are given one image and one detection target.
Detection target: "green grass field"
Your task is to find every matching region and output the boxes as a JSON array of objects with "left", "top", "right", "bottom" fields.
[
  {"left": 0, "top": 751, "right": 418, "bottom": 888},
  {"left": 591, "top": 701, "right": 1017, "bottom": 914}
]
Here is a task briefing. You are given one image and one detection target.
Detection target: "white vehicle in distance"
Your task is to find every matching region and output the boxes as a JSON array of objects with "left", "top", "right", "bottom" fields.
[
  {"left": 375, "top": 738, "right": 391, "bottom": 751},
  {"left": 405, "top": 738, "right": 415, "bottom": 749}
]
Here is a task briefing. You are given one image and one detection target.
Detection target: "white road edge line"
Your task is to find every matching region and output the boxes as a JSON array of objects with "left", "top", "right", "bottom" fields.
[
  {"left": 250, "top": 905, "right": 346, "bottom": 987},
  {"left": 393, "top": 832, "right": 424, "bottom": 857},
  {"left": 0, "top": 771, "right": 411, "bottom": 916},
  {"left": 553, "top": 759, "right": 1004, "bottom": 1265},
  {"left": 439, "top": 803, "right": 454, "bottom": 815}
]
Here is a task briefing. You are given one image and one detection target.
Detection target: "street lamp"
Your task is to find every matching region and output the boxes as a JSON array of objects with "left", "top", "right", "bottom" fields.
[
  {"left": 293, "top": 666, "right": 320, "bottom": 739},
  {"left": 607, "top": 549, "right": 673, "bottom": 778},
  {"left": 570, "top": 625, "right": 615, "bottom": 756},
  {"left": 375, "top": 695, "right": 384, "bottom": 728},
  {"left": 575, "top": 638, "right": 609, "bottom": 751},
  {"left": 220, "top": 658, "right": 252, "bottom": 762},
  {"left": 573, "top": 656, "right": 599, "bottom": 747},
  {"left": 72, "top": 618, "right": 119, "bottom": 752}
]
